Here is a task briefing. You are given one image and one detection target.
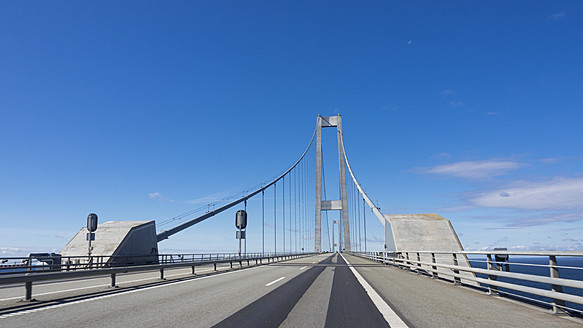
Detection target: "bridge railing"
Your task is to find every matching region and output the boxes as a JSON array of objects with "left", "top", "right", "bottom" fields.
[
  {"left": 352, "top": 250, "right": 583, "bottom": 315},
  {"left": 0, "top": 252, "right": 300, "bottom": 274},
  {"left": 0, "top": 252, "right": 313, "bottom": 301}
]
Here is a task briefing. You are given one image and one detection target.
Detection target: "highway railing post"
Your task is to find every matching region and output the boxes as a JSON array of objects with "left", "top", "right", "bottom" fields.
[
  {"left": 25, "top": 281, "right": 32, "bottom": 301},
  {"left": 160, "top": 268, "right": 165, "bottom": 280},
  {"left": 416, "top": 252, "right": 422, "bottom": 274},
  {"left": 452, "top": 253, "right": 461, "bottom": 285},
  {"left": 110, "top": 273, "right": 117, "bottom": 288},
  {"left": 486, "top": 254, "right": 498, "bottom": 295},
  {"left": 549, "top": 256, "right": 567, "bottom": 314},
  {"left": 431, "top": 253, "right": 438, "bottom": 279}
]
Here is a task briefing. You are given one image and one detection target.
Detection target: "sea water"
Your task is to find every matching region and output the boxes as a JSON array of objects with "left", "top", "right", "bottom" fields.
[{"left": 468, "top": 256, "right": 583, "bottom": 313}]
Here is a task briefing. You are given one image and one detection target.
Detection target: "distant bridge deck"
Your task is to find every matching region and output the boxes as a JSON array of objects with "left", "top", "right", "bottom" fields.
[{"left": 1, "top": 254, "right": 581, "bottom": 327}]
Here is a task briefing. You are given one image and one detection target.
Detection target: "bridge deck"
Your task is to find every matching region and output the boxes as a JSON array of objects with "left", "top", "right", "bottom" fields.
[
  {"left": 0, "top": 254, "right": 581, "bottom": 327},
  {"left": 345, "top": 254, "right": 581, "bottom": 327}
]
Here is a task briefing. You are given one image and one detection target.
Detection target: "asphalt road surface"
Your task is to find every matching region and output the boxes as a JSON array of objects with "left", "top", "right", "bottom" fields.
[
  {"left": 1, "top": 253, "right": 581, "bottom": 327},
  {"left": 0, "top": 254, "right": 393, "bottom": 328}
]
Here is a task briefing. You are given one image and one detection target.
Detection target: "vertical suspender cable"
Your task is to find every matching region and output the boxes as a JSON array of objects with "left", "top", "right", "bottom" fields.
[
  {"left": 299, "top": 160, "right": 303, "bottom": 252},
  {"left": 301, "top": 160, "right": 304, "bottom": 252},
  {"left": 357, "top": 185, "right": 361, "bottom": 252},
  {"left": 363, "top": 197, "right": 367, "bottom": 252},
  {"left": 244, "top": 200, "right": 247, "bottom": 256},
  {"left": 354, "top": 181, "right": 358, "bottom": 251},
  {"left": 262, "top": 190, "right": 265, "bottom": 255},
  {"left": 296, "top": 164, "right": 298, "bottom": 252},
  {"left": 283, "top": 176, "right": 285, "bottom": 253},
  {"left": 288, "top": 172, "right": 293, "bottom": 252},
  {"left": 274, "top": 182, "right": 277, "bottom": 254}
]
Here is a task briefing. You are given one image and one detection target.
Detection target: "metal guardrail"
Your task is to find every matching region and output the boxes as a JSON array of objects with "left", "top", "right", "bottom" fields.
[
  {"left": 352, "top": 250, "right": 583, "bottom": 315},
  {"left": 0, "top": 252, "right": 312, "bottom": 301},
  {"left": 0, "top": 252, "right": 294, "bottom": 273}
]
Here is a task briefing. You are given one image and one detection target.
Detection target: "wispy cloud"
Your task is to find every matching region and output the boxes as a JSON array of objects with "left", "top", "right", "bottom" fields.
[
  {"left": 184, "top": 191, "right": 233, "bottom": 205},
  {"left": 442, "top": 89, "right": 455, "bottom": 97},
  {"left": 548, "top": 11, "right": 566, "bottom": 21},
  {"left": 0, "top": 246, "right": 61, "bottom": 256},
  {"left": 148, "top": 192, "right": 174, "bottom": 202},
  {"left": 419, "top": 160, "right": 525, "bottom": 179},
  {"left": 437, "top": 205, "right": 475, "bottom": 212},
  {"left": 470, "top": 177, "right": 583, "bottom": 210},
  {"left": 508, "top": 212, "right": 583, "bottom": 227},
  {"left": 538, "top": 157, "right": 561, "bottom": 164}
]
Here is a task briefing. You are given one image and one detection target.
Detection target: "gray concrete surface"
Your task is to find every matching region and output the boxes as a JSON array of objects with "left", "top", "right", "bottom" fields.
[
  {"left": 386, "top": 213, "right": 476, "bottom": 285},
  {"left": 0, "top": 254, "right": 331, "bottom": 328},
  {"left": 3, "top": 252, "right": 580, "bottom": 327},
  {"left": 60, "top": 221, "right": 157, "bottom": 265},
  {"left": 344, "top": 253, "right": 583, "bottom": 328}
]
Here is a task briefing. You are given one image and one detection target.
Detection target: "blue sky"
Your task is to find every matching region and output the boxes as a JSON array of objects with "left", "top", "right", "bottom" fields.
[{"left": 1, "top": 1, "right": 583, "bottom": 256}]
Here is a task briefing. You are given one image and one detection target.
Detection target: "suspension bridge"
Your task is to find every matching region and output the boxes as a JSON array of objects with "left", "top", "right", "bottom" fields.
[{"left": 1, "top": 115, "right": 583, "bottom": 327}]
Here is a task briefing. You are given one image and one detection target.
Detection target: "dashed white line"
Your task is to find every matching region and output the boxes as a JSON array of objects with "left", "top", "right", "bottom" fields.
[
  {"left": 299, "top": 266, "right": 307, "bottom": 270},
  {"left": 340, "top": 253, "right": 409, "bottom": 328},
  {"left": 265, "top": 277, "right": 285, "bottom": 287}
]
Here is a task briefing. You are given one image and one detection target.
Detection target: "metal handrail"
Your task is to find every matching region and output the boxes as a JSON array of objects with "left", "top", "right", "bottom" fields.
[
  {"left": 0, "top": 252, "right": 305, "bottom": 274},
  {"left": 0, "top": 252, "right": 313, "bottom": 301},
  {"left": 352, "top": 250, "right": 583, "bottom": 315},
  {"left": 391, "top": 250, "right": 583, "bottom": 257}
]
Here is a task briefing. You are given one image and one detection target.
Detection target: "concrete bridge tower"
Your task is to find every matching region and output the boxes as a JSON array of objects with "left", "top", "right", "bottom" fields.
[{"left": 315, "top": 115, "right": 350, "bottom": 252}]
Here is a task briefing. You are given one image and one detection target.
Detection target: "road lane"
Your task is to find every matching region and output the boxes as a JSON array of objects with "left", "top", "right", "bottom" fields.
[
  {"left": 7, "top": 252, "right": 569, "bottom": 327},
  {"left": 214, "top": 253, "right": 393, "bottom": 328},
  {"left": 0, "top": 254, "right": 330, "bottom": 328},
  {"left": 325, "top": 254, "right": 389, "bottom": 328},
  {"left": 279, "top": 255, "right": 335, "bottom": 328},
  {"left": 0, "top": 264, "right": 228, "bottom": 302},
  {"left": 344, "top": 253, "right": 583, "bottom": 328}
]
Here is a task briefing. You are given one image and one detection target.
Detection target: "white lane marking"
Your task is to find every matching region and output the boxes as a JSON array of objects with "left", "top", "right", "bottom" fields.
[
  {"left": 312, "top": 261, "right": 316, "bottom": 263},
  {"left": 299, "top": 266, "right": 307, "bottom": 270},
  {"left": 0, "top": 268, "right": 215, "bottom": 302},
  {"left": 0, "top": 266, "right": 262, "bottom": 319},
  {"left": 265, "top": 277, "right": 285, "bottom": 287},
  {"left": 340, "top": 253, "right": 409, "bottom": 328}
]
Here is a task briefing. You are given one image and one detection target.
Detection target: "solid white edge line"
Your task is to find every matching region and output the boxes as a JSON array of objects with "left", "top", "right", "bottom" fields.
[
  {"left": 340, "top": 253, "right": 409, "bottom": 328},
  {"left": 265, "top": 276, "right": 285, "bottom": 286}
]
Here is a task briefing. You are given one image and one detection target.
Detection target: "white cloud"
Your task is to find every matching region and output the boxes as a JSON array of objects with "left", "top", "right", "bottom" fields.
[
  {"left": 422, "top": 160, "right": 525, "bottom": 179},
  {"left": 0, "top": 246, "right": 61, "bottom": 257},
  {"left": 548, "top": 11, "right": 566, "bottom": 21},
  {"left": 148, "top": 192, "right": 174, "bottom": 202},
  {"left": 184, "top": 191, "right": 233, "bottom": 205},
  {"left": 437, "top": 205, "right": 475, "bottom": 212},
  {"left": 471, "top": 177, "right": 583, "bottom": 210},
  {"left": 509, "top": 212, "right": 583, "bottom": 227},
  {"left": 442, "top": 89, "right": 455, "bottom": 97},
  {"left": 538, "top": 157, "right": 561, "bottom": 164}
]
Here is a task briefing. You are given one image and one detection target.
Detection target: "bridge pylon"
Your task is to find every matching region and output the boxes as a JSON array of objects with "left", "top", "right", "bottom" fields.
[{"left": 315, "top": 115, "right": 350, "bottom": 252}]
